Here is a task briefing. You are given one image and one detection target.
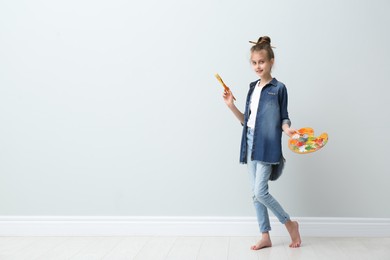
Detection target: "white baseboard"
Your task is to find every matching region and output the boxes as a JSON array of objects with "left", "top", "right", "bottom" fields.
[{"left": 0, "top": 216, "right": 389, "bottom": 237}]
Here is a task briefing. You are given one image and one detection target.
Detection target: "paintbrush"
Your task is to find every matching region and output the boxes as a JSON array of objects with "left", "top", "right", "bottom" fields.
[{"left": 215, "top": 73, "right": 236, "bottom": 101}]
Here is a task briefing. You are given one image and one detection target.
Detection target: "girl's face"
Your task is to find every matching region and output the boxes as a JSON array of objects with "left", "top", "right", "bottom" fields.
[{"left": 250, "top": 50, "right": 274, "bottom": 79}]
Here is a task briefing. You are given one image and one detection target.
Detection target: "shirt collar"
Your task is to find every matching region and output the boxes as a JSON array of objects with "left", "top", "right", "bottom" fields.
[
  {"left": 269, "top": 78, "right": 277, "bottom": 86},
  {"left": 256, "top": 78, "right": 277, "bottom": 87}
]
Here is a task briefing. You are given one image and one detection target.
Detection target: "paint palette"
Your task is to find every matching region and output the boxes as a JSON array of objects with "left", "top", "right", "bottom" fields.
[{"left": 288, "top": 127, "right": 328, "bottom": 154}]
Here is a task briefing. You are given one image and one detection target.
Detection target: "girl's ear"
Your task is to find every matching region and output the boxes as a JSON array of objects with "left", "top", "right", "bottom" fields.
[{"left": 270, "top": 58, "right": 275, "bottom": 65}]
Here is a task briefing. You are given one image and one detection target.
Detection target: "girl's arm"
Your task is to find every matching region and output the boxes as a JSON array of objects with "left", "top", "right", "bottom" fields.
[
  {"left": 223, "top": 90, "right": 244, "bottom": 124},
  {"left": 279, "top": 86, "right": 296, "bottom": 137}
]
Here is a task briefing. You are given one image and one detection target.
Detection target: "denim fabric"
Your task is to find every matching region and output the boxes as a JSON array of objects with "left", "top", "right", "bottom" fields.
[
  {"left": 239, "top": 78, "right": 291, "bottom": 164},
  {"left": 247, "top": 128, "right": 290, "bottom": 232}
]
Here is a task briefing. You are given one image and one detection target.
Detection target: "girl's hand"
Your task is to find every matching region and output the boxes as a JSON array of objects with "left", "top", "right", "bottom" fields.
[
  {"left": 223, "top": 90, "right": 234, "bottom": 107},
  {"left": 284, "top": 127, "right": 297, "bottom": 138}
]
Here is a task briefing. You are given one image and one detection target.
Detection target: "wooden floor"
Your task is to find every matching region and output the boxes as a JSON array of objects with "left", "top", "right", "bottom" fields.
[{"left": 0, "top": 236, "right": 389, "bottom": 260}]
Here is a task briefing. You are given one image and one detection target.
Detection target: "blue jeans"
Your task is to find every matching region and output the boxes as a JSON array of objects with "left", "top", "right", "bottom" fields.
[{"left": 246, "top": 128, "right": 290, "bottom": 233}]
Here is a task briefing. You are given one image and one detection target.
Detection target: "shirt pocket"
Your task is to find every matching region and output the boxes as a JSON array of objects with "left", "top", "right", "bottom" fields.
[{"left": 264, "top": 91, "right": 279, "bottom": 109}]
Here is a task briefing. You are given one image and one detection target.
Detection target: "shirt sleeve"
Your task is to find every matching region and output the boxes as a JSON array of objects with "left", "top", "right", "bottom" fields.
[{"left": 279, "top": 85, "right": 291, "bottom": 127}]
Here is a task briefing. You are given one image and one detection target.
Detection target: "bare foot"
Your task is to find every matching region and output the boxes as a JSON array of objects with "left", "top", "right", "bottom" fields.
[
  {"left": 250, "top": 235, "right": 272, "bottom": 250},
  {"left": 285, "top": 220, "right": 301, "bottom": 248}
]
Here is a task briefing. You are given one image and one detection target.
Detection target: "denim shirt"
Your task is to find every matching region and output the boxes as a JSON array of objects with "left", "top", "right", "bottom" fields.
[{"left": 239, "top": 78, "right": 291, "bottom": 164}]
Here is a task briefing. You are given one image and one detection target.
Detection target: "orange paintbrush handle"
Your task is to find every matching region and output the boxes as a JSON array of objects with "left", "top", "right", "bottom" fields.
[{"left": 215, "top": 73, "right": 236, "bottom": 101}]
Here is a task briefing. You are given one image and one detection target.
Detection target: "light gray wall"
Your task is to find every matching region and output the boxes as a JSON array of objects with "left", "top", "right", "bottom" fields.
[{"left": 1, "top": 0, "right": 389, "bottom": 218}]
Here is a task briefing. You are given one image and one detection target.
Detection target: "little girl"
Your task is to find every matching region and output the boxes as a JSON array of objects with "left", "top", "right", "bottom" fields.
[{"left": 222, "top": 36, "right": 301, "bottom": 249}]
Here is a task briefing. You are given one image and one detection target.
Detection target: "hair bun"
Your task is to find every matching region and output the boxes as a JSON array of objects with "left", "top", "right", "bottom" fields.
[
  {"left": 249, "top": 36, "right": 275, "bottom": 48},
  {"left": 257, "top": 36, "right": 271, "bottom": 45}
]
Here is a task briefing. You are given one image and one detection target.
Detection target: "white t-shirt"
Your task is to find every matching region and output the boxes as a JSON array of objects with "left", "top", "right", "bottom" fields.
[{"left": 247, "top": 81, "right": 262, "bottom": 129}]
